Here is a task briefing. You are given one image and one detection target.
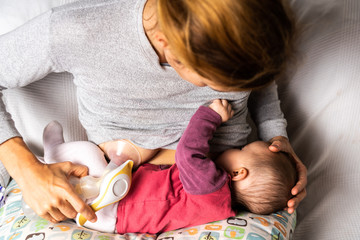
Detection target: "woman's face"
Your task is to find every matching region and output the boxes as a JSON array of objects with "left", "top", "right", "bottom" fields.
[{"left": 163, "top": 48, "right": 232, "bottom": 92}]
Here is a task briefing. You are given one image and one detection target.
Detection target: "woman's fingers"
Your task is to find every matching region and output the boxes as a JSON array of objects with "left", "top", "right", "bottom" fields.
[
  {"left": 268, "top": 136, "right": 308, "bottom": 213},
  {"left": 37, "top": 188, "right": 96, "bottom": 223},
  {"left": 37, "top": 202, "right": 68, "bottom": 223},
  {"left": 292, "top": 160, "right": 308, "bottom": 195},
  {"left": 41, "top": 212, "right": 57, "bottom": 223},
  {"left": 269, "top": 138, "right": 289, "bottom": 153},
  {"left": 286, "top": 188, "right": 307, "bottom": 214},
  {"left": 21, "top": 162, "right": 96, "bottom": 223},
  {"left": 57, "top": 198, "right": 78, "bottom": 219},
  {"left": 53, "top": 162, "right": 97, "bottom": 222},
  {"left": 269, "top": 140, "right": 281, "bottom": 152},
  {"left": 48, "top": 208, "right": 67, "bottom": 223},
  {"left": 63, "top": 186, "right": 97, "bottom": 223}
]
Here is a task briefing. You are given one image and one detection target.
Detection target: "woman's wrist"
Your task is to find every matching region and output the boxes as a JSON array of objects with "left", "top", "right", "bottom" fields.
[{"left": 0, "top": 137, "right": 42, "bottom": 183}]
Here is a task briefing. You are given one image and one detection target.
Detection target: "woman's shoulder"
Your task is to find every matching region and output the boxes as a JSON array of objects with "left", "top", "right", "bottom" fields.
[
  {"left": 52, "top": 0, "right": 135, "bottom": 15},
  {"left": 50, "top": 0, "right": 142, "bottom": 27},
  {"left": 47, "top": 0, "right": 144, "bottom": 56}
]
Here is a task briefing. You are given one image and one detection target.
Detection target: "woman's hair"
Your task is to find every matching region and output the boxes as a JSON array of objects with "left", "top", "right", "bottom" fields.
[
  {"left": 231, "top": 152, "right": 297, "bottom": 215},
  {"left": 157, "top": 0, "right": 295, "bottom": 90}
]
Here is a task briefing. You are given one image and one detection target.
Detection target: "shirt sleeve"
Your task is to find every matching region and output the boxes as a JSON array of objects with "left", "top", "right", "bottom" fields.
[
  {"left": 0, "top": 10, "right": 62, "bottom": 144},
  {"left": 248, "top": 81, "right": 288, "bottom": 141},
  {"left": 175, "top": 106, "right": 229, "bottom": 195}
]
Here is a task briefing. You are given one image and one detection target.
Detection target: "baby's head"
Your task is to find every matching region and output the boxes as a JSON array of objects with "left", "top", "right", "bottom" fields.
[{"left": 216, "top": 141, "right": 297, "bottom": 215}]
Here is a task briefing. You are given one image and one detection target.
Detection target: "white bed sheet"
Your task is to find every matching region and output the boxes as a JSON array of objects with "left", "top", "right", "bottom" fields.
[{"left": 279, "top": 0, "right": 360, "bottom": 238}]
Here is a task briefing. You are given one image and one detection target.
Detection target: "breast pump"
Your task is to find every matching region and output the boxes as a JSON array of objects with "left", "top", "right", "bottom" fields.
[
  {"left": 22, "top": 139, "right": 140, "bottom": 226},
  {"left": 74, "top": 140, "right": 140, "bottom": 226}
]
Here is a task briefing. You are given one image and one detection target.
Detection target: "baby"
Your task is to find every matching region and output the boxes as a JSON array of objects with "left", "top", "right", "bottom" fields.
[
  {"left": 216, "top": 140, "right": 297, "bottom": 215},
  {"left": 42, "top": 99, "right": 296, "bottom": 233}
]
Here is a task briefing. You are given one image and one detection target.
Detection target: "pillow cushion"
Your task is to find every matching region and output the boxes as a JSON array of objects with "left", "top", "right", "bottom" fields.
[
  {"left": 0, "top": 0, "right": 78, "bottom": 35},
  {"left": 0, "top": 180, "right": 296, "bottom": 240}
]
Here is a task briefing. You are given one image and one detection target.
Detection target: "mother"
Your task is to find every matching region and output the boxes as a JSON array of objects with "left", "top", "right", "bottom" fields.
[{"left": 0, "top": 0, "right": 306, "bottom": 224}]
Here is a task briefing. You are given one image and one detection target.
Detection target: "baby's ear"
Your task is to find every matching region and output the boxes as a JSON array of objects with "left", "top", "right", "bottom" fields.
[{"left": 231, "top": 167, "right": 248, "bottom": 181}]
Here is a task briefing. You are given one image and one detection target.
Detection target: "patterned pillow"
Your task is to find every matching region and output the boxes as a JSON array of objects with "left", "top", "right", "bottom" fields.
[
  {"left": 157, "top": 210, "right": 295, "bottom": 240},
  {"left": 0, "top": 180, "right": 296, "bottom": 240}
]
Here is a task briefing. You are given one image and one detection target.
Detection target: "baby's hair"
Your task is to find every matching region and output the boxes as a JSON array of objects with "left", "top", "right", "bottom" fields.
[
  {"left": 232, "top": 151, "right": 297, "bottom": 215},
  {"left": 157, "top": 0, "right": 295, "bottom": 90}
]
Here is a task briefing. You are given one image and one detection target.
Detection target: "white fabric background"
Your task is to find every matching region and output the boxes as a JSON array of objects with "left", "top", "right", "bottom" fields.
[
  {"left": 279, "top": 0, "right": 360, "bottom": 239},
  {"left": 0, "top": 0, "right": 77, "bottom": 35}
]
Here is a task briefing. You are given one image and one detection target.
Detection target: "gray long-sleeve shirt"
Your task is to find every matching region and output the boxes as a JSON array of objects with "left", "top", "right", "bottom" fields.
[{"left": 0, "top": 0, "right": 287, "bottom": 152}]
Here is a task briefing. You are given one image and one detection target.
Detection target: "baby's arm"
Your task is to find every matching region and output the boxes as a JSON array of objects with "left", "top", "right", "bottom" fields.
[{"left": 176, "top": 100, "right": 233, "bottom": 195}]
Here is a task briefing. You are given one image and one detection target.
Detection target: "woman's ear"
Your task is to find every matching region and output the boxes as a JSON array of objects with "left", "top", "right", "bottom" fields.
[
  {"left": 154, "top": 31, "right": 168, "bottom": 49},
  {"left": 231, "top": 167, "right": 248, "bottom": 181}
]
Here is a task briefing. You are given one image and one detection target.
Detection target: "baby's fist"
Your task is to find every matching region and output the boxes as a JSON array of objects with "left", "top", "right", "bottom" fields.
[{"left": 209, "top": 99, "right": 234, "bottom": 122}]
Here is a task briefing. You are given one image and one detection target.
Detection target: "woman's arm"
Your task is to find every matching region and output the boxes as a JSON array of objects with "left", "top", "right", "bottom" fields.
[
  {"left": 0, "top": 11, "right": 88, "bottom": 223},
  {"left": 247, "top": 82, "right": 288, "bottom": 141},
  {"left": 0, "top": 10, "right": 62, "bottom": 144}
]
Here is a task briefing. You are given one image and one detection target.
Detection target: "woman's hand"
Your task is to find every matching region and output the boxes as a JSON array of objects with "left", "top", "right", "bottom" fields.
[
  {"left": 0, "top": 137, "right": 97, "bottom": 223},
  {"left": 20, "top": 161, "right": 97, "bottom": 223},
  {"left": 268, "top": 136, "right": 307, "bottom": 214}
]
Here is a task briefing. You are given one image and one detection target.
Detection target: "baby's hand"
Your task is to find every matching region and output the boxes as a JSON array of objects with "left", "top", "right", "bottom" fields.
[{"left": 209, "top": 99, "right": 234, "bottom": 122}]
